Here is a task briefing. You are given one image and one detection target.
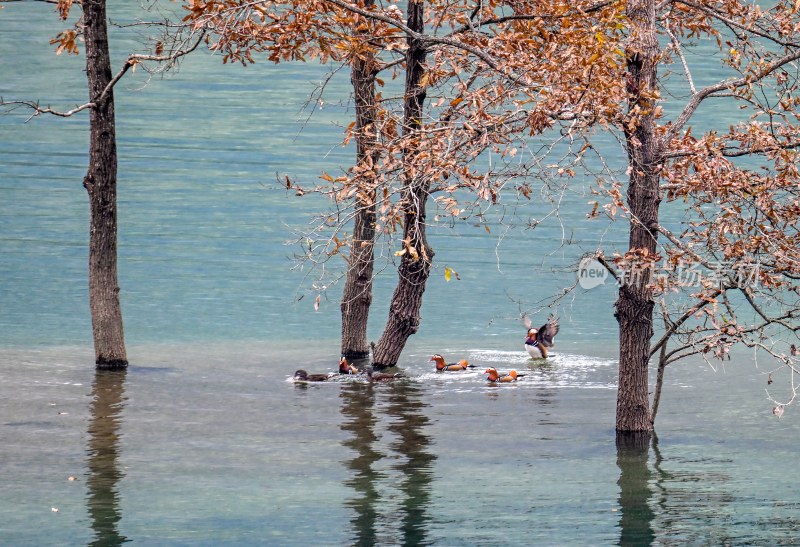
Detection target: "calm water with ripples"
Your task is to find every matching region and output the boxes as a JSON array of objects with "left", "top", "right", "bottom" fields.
[{"left": 2, "top": 2, "right": 799, "bottom": 545}]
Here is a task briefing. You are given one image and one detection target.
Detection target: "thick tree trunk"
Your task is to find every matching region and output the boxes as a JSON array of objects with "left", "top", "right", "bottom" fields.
[
  {"left": 341, "top": 0, "right": 379, "bottom": 360},
  {"left": 372, "top": 0, "right": 429, "bottom": 369},
  {"left": 83, "top": 0, "right": 127, "bottom": 369},
  {"left": 615, "top": 0, "right": 659, "bottom": 431}
]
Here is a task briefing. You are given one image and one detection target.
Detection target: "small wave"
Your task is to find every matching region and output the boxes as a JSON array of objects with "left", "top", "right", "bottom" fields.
[{"left": 404, "top": 350, "right": 617, "bottom": 390}]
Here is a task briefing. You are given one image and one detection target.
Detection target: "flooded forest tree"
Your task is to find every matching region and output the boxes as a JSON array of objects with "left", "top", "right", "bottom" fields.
[
  {"left": 184, "top": 0, "right": 626, "bottom": 366},
  {"left": 184, "top": 0, "right": 447, "bottom": 363},
  {"left": 341, "top": 0, "right": 381, "bottom": 360},
  {"left": 81, "top": 0, "right": 127, "bottom": 369},
  {"left": 598, "top": 0, "right": 800, "bottom": 430},
  {"left": 186, "top": 1, "right": 799, "bottom": 428},
  {"left": 2, "top": 1, "right": 203, "bottom": 368}
]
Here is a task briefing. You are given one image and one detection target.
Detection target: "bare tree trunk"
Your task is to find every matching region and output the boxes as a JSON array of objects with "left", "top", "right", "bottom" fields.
[
  {"left": 372, "top": 0, "right": 430, "bottom": 369},
  {"left": 341, "top": 0, "right": 379, "bottom": 360},
  {"left": 83, "top": 0, "right": 127, "bottom": 369},
  {"left": 615, "top": 0, "right": 659, "bottom": 431}
]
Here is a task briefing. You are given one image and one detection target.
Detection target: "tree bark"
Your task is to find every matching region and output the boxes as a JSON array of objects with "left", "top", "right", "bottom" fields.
[
  {"left": 83, "top": 0, "right": 127, "bottom": 369},
  {"left": 341, "top": 0, "right": 379, "bottom": 360},
  {"left": 371, "top": 0, "right": 430, "bottom": 369},
  {"left": 615, "top": 0, "right": 659, "bottom": 431}
]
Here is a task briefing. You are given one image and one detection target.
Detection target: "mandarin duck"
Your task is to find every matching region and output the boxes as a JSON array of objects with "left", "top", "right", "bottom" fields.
[
  {"left": 523, "top": 314, "right": 560, "bottom": 359},
  {"left": 430, "top": 354, "right": 475, "bottom": 372},
  {"left": 484, "top": 367, "right": 525, "bottom": 383},
  {"left": 293, "top": 369, "right": 335, "bottom": 382},
  {"left": 366, "top": 368, "right": 403, "bottom": 382},
  {"left": 339, "top": 356, "right": 362, "bottom": 375}
]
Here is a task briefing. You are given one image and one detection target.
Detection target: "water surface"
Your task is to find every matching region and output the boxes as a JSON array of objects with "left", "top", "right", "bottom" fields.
[{"left": 2, "top": 2, "right": 799, "bottom": 545}]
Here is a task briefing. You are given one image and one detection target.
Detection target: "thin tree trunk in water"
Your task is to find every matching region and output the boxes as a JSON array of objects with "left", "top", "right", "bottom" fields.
[
  {"left": 615, "top": 0, "right": 659, "bottom": 431},
  {"left": 341, "top": 0, "right": 379, "bottom": 360},
  {"left": 83, "top": 0, "right": 127, "bottom": 369},
  {"left": 372, "top": 0, "right": 430, "bottom": 369}
]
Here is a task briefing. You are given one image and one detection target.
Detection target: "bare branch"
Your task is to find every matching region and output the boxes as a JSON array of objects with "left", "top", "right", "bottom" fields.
[
  {"left": 665, "top": 48, "right": 800, "bottom": 144},
  {"left": 2, "top": 29, "right": 206, "bottom": 118}
]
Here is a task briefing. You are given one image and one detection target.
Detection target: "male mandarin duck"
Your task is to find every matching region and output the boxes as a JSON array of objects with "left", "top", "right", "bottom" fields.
[
  {"left": 523, "top": 314, "right": 560, "bottom": 359},
  {"left": 430, "top": 354, "right": 475, "bottom": 372},
  {"left": 339, "top": 356, "right": 362, "bottom": 375},
  {"left": 293, "top": 369, "right": 335, "bottom": 382},
  {"left": 366, "top": 368, "right": 403, "bottom": 382},
  {"left": 484, "top": 367, "right": 525, "bottom": 383}
]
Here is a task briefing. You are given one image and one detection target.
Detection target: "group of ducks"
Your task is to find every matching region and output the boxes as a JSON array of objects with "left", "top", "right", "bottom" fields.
[
  {"left": 293, "top": 357, "right": 403, "bottom": 383},
  {"left": 292, "top": 356, "right": 523, "bottom": 384},
  {"left": 293, "top": 315, "right": 560, "bottom": 385}
]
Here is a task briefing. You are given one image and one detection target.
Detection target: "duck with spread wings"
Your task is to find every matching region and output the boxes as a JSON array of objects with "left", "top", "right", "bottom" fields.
[{"left": 523, "top": 314, "right": 559, "bottom": 359}]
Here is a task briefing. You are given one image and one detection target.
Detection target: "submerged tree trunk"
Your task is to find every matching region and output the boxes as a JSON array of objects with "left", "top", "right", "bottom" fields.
[
  {"left": 341, "top": 0, "right": 379, "bottom": 360},
  {"left": 83, "top": 0, "right": 127, "bottom": 369},
  {"left": 615, "top": 0, "right": 659, "bottom": 431},
  {"left": 371, "top": 0, "right": 430, "bottom": 368}
]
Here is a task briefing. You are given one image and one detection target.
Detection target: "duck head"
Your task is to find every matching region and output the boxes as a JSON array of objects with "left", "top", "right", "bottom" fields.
[
  {"left": 293, "top": 370, "right": 309, "bottom": 381},
  {"left": 430, "top": 354, "right": 447, "bottom": 370}
]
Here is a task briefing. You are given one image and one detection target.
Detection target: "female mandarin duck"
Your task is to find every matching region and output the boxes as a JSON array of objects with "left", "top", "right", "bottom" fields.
[
  {"left": 339, "top": 356, "right": 362, "bottom": 375},
  {"left": 430, "top": 354, "right": 475, "bottom": 372},
  {"left": 293, "top": 369, "right": 335, "bottom": 382},
  {"left": 366, "top": 368, "right": 403, "bottom": 382},
  {"left": 484, "top": 367, "right": 524, "bottom": 383},
  {"left": 523, "top": 314, "right": 560, "bottom": 359}
]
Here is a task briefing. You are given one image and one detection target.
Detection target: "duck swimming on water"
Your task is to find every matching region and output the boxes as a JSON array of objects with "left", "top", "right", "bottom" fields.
[
  {"left": 293, "top": 369, "right": 335, "bottom": 382},
  {"left": 523, "top": 314, "right": 559, "bottom": 359},
  {"left": 484, "top": 367, "right": 525, "bottom": 383},
  {"left": 366, "top": 368, "right": 403, "bottom": 382},
  {"left": 430, "top": 354, "right": 474, "bottom": 372}
]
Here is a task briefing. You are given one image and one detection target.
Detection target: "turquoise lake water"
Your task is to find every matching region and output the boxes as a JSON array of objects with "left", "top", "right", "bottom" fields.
[{"left": 2, "top": 2, "right": 799, "bottom": 545}]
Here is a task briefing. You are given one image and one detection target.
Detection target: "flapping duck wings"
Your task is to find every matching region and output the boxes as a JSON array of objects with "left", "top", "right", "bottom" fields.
[{"left": 523, "top": 314, "right": 559, "bottom": 359}]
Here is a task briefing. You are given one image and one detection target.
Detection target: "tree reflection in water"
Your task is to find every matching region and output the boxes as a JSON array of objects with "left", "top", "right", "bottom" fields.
[
  {"left": 340, "top": 381, "right": 382, "bottom": 545},
  {"left": 616, "top": 431, "right": 655, "bottom": 547},
  {"left": 86, "top": 369, "right": 129, "bottom": 546},
  {"left": 340, "top": 379, "right": 435, "bottom": 546}
]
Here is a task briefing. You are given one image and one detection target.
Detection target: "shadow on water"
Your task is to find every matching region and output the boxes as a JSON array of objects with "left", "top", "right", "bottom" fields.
[
  {"left": 86, "top": 369, "right": 129, "bottom": 546},
  {"left": 340, "top": 379, "right": 436, "bottom": 546},
  {"left": 616, "top": 431, "right": 655, "bottom": 547}
]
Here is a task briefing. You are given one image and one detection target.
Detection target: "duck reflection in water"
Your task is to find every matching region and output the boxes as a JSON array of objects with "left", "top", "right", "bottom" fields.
[
  {"left": 340, "top": 378, "right": 435, "bottom": 546},
  {"left": 87, "top": 369, "right": 130, "bottom": 546}
]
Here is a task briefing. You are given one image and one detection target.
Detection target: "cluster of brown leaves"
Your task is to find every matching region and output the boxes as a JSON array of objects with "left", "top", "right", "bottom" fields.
[
  {"left": 186, "top": 1, "right": 799, "bottom": 394},
  {"left": 185, "top": 0, "right": 629, "bottom": 247}
]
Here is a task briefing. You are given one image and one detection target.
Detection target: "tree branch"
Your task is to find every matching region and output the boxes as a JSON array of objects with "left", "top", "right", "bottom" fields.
[
  {"left": 1, "top": 30, "right": 205, "bottom": 118},
  {"left": 664, "top": 48, "right": 800, "bottom": 144},
  {"left": 649, "top": 288, "right": 723, "bottom": 358}
]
